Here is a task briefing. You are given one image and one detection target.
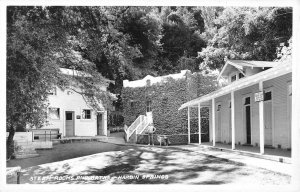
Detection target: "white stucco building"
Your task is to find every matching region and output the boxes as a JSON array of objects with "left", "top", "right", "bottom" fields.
[{"left": 40, "top": 68, "right": 110, "bottom": 137}]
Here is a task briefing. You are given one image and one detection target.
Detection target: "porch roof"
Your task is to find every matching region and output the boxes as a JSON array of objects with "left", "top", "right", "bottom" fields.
[{"left": 179, "top": 60, "right": 292, "bottom": 110}]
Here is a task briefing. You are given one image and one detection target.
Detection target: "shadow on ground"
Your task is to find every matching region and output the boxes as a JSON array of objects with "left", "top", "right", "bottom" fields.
[{"left": 7, "top": 145, "right": 290, "bottom": 184}]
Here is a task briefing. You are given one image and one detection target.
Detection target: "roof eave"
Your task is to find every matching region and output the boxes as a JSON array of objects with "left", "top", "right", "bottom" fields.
[{"left": 179, "top": 61, "right": 291, "bottom": 110}]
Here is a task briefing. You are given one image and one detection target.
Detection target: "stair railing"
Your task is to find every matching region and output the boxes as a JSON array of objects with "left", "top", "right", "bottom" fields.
[{"left": 127, "top": 115, "right": 148, "bottom": 140}]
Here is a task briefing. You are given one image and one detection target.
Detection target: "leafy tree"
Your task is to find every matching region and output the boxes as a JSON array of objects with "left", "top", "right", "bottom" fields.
[
  {"left": 6, "top": 6, "right": 119, "bottom": 158},
  {"left": 157, "top": 7, "right": 207, "bottom": 74},
  {"left": 118, "top": 7, "right": 162, "bottom": 69},
  {"left": 198, "top": 7, "right": 292, "bottom": 70}
]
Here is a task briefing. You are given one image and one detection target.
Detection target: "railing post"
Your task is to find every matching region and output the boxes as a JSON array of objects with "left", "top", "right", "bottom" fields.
[
  {"left": 50, "top": 131, "right": 51, "bottom": 141},
  {"left": 45, "top": 131, "right": 46, "bottom": 142}
]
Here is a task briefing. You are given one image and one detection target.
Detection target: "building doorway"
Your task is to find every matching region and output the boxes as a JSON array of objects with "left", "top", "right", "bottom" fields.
[
  {"left": 244, "top": 97, "right": 251, "bottom": 144},
  {"left": 216, "top": 104, "right": 221, "bottom": 142},
  {"left": 65, "top": 111, "right": 75, "bottom": 137},
  {"left": 146, "top": 100, "right": 153, "bottom": 124},
  {"left": 97, "top": 113, "right": 105, "bottom": 136},
  {"left": 264, "top": 91, "right": 273, "bottom": 146}
]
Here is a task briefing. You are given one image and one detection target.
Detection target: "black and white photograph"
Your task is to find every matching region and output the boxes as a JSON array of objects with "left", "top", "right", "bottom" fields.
[{"left": 1, "top": 0, "right": 300, "bottom": 191}]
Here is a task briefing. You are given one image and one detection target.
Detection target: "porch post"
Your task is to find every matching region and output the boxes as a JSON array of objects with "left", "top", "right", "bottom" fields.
[
  {"left": 188, "top": 106, "right": 190, "bottom": 144},
  {"left": 231, "top": 91, "right": 235, "bottom": 150},
  {"left": 198, "top": 103, "right": 201, "bottom": 145},
  {"left": 212, "top": 98, "right": 216, "bottom": 146},
  {"left": 259, "top": 81, "right": 264, "bottom": 154}
]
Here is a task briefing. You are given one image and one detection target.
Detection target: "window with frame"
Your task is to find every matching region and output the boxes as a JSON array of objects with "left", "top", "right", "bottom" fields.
[
  {"left": 130, "top": 101, "right": 136, "bottom": 108},
  {"left": 239, "top": 73, "right": 244, "bottom": 79},
  {"left": 146, "top": 100, "right": 152, "bottom": 112},
  {"left": 231, "top": 75, "right": 237, "bottom": 82},
  {"left": 217, "top": 104, "right": 221, "bottom": 111},
  {"left": 264, "top": 91, "right": 272, "bottom": 101},
  {"left": 288, "top": 84, "right": 292, "bottom": 96},
  {"left": 82, "top": 109, "right": 91, "bottom": 119},
  {"left": 244, "top": 97, "right": 251, "bottom": 105},
  {"left": 66, "top": 112, "right": 73, "bottom": 120},
  {"left": 49, "top": 108, "right": 60, "bottom": 120}
]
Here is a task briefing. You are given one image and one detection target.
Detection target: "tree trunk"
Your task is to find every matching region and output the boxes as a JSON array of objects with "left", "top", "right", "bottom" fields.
[{"left": 6, "top": 125, "right": 15, "bottom": 160}]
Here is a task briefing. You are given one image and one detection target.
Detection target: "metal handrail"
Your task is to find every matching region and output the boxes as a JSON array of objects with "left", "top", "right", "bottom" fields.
[{"left": 32, "top": 131, "right": 61, "bottom": 141}]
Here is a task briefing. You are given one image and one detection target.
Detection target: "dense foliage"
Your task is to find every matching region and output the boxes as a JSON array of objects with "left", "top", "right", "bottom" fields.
[
  {"left": 198, "top": 7, "right": 292, "bottom": 69},
  {"left": 122, "top": 72, "right": 217, "bottom": 137}
]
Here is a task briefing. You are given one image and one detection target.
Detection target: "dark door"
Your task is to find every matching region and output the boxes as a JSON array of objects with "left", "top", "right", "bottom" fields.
[
  {"left": 245, "top": 106, "right": 251, "bottom": 144},
  {"left": 97, "top": 113, "right": 103, "bottom": 135},
  {"left": 229, "top": 104, "right": 232, "bottom": 143}
]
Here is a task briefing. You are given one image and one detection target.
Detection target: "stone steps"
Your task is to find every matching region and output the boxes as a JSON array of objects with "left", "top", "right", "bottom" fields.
[
  {"left": 15, "top": 153, "right": 39, "bottom": 159},
  {"left": 51, "top": 136, "right": 125, "bottom": 145},
  {"left": 14, "top": 142, "right": 39, "bottom": 159}
]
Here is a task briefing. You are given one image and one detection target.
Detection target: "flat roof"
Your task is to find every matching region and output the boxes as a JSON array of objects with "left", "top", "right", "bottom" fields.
[{"left": 123, "top": 70, "right": 189, "bottom": 88}]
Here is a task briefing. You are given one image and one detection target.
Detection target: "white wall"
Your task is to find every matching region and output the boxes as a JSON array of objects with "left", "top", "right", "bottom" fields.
[
  {"left": 215, "top": 94, "right": 231, "bottom": 143},
  {"left": 6, "top": 132, "right": 33, "bottom": 143},
  {"left": 264, "top": 73, "right": 292, "bottom": 148},
  {"left": 42, "top": 87, "right": 107, "bottom": 137}
]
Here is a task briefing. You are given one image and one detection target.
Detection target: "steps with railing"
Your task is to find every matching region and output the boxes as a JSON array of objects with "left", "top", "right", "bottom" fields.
[{"left": 124, "top": 115, "right": 150, "bottom": 142}]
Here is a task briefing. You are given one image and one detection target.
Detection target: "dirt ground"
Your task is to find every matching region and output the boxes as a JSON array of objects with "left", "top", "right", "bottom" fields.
[{"left": 7, "top": 143, "right": 291, "bottom": 185}]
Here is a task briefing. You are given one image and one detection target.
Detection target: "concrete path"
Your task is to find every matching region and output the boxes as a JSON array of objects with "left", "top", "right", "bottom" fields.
[{"left": 174, "top": 145, "right": 292, "bottom": 175}]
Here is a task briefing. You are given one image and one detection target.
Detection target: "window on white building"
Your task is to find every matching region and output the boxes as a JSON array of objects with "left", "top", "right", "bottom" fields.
[
  {"left": 231, "top": 75, "right": 236, "bottom": 82},
  {"left": 264, "top": 91, "right": 272, "bottom": 101},
  {"left": 239, "top": 73, "right": 244, "bottom": 79},
  {"left": 146, "top": 100, "right": 152, "bottom": 112},
  {"left": 244, "top": 97, "right": 251, "bottom": 105},
  {"left": 130, "top": 101, "right": 136, "bottom": 108},
  {"left": 288, "top": 84, "right": 292, "bottom": 96},
  {"left": 49, "top": 108, "right": 60, "bottom": 119},
  {"left": 82, "top": 109, "right": 91, "bottom": 119}
]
